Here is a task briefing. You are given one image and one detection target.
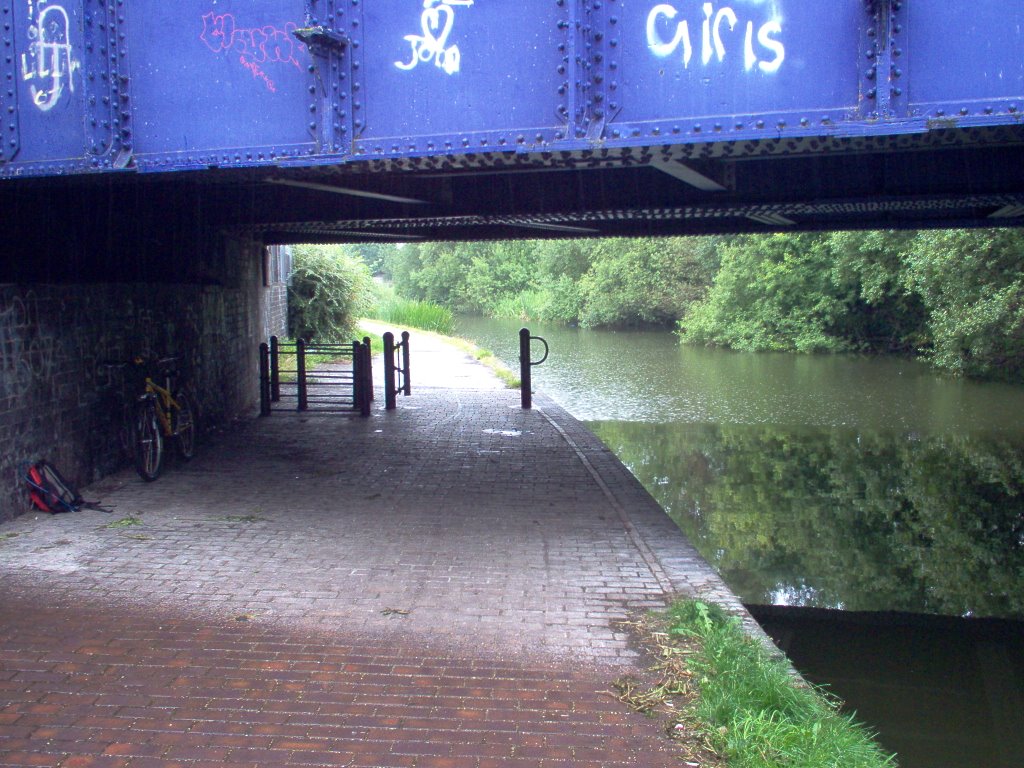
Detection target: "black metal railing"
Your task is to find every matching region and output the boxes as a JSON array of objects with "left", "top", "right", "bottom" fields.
[
  {"left": 519, "top": 327, "right": 548, "bottom": 409},
  {"left": 382, "top": 331, "right": 411, "bottom": 410},
  {"left": 259, "top": 336, "right": 371, "bottom": 416}
]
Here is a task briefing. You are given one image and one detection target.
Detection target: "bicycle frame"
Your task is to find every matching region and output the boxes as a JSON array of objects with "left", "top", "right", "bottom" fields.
[{"left": 140, "top": 374, "right": 183, "bottom": 438}]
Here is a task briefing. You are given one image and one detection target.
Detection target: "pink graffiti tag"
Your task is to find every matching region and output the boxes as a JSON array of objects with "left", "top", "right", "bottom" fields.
[
  {"left": 239, "top": 55, "right": 276, "bottom": 93},
  {"left": 200, "top": 12, "right": 304, "bottom": 84}
]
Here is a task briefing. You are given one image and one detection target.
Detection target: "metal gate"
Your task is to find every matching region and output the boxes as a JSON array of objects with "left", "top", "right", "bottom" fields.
[{"left": 259, "top": 336, "right": 372, "bottom": 416}]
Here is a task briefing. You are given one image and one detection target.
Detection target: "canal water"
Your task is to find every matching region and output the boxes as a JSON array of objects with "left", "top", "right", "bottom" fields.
[{"left": 455, "top": 315, "right": 1024, "bottom": 768}]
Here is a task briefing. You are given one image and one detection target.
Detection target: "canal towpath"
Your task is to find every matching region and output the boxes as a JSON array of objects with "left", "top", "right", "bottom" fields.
[{"left": 0, "top": 322, "right": 749, "bottom": 767}]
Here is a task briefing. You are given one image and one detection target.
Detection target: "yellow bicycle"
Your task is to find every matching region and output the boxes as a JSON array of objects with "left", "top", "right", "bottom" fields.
[{"left": 103, "top": 357, "right": 196, "bottom": 481}]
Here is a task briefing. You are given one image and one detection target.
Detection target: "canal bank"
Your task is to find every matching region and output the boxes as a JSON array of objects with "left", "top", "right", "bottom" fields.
[
  {"left": 0, "top": 325, "right": 758, "bottom": 767},
  {"left": 455, "top": 314, "right": 1024, "bottom": 768}
]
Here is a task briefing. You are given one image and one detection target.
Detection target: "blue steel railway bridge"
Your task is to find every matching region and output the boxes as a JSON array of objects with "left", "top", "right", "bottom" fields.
[{"left": 1, "top": 0, "right": 1024, "bottom": 517}]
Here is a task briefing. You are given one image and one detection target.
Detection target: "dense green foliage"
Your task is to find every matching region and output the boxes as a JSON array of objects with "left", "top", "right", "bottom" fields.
[
  {"left": 680, "top": 228, "right": 1024, "bottom": 380},
  {"left": 591, "top": 421, "right": 1024, "bottom": 618},
  {"left": 666, "top": 600, "right": 896, "bottom": 768},
  {"left": 288, "top": 245, "right": 371, "bottom": 341},
  {"left": 903, "top": 229, "right": 1024, "bottom": 380},
  {"left": 360, "top": 228, "right": 1024, "bottom": 382},
  {"left": 378, "top": 237, "right": 718, "bottom": 329}
]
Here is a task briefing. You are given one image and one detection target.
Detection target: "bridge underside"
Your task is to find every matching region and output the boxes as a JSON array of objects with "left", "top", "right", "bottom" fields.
[
  {"left": 5, "top": 126, "right": 1024, "bottom": 254},
  {"left": 254, "top": 127, "right": 1024, "bottom": 242},
  {"left": 3, "top": 1, "right": 1024, "bottom": 246}
]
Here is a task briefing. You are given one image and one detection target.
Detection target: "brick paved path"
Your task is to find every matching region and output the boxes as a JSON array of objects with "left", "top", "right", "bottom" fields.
[{"left": 0, "top": 327, "right": 742, "bottom": 767}]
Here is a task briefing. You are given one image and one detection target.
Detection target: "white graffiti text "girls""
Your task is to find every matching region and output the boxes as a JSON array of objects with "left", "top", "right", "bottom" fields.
[
  {"left": 646, "top": 2, "right": 784, "bottom": 74},
  {"left": 21, "top": 2, "right": 81, "bottom": 111},
  {"left": 395, "top": 0, "right": 474, "bottom": 76}
]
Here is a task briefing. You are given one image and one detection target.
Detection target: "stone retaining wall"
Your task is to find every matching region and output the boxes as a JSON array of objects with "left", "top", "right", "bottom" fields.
[{"left": 0, "top": 237, "right": 288, "bottom": 522}]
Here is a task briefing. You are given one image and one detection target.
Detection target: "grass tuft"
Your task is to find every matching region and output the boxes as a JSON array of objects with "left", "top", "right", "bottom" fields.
[
  {"left": 487, "top": 290, "right": 548, "bottom": 322},
  {"left": 616, "top": 599, "right": 897, "bottom": 768},
  {"left": 104, "top": 515, "right": 142, "bottom": 529}
]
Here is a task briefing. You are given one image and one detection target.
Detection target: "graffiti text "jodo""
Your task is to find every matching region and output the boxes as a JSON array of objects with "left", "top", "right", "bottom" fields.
[
  {"left": 647, "top": 2, "right": 785, "bottom": 74},
  {"left": 395, "top": 0, "right": 474, "bottom": 76}
]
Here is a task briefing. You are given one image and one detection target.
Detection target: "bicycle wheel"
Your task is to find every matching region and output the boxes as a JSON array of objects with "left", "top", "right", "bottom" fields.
[
  {"left": 173, "top": 390, "right": 197, "bottom": 460},
  {"left": 133, "top": 401, "right": 164, "bottom": 482}
]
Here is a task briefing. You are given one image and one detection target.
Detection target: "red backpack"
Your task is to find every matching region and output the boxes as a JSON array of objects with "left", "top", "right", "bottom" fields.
[{"left": 23, "top": 460, "right": 85, "bottom": 514}]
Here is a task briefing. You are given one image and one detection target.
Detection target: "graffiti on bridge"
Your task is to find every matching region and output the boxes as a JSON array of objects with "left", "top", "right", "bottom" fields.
[
  {"left": 395, "top": 0, "right": 475, "bottom": 76},
  {"left": 21, "top": 1, "right": 81, "bottom": 112},
  {"left": 646, "top": 2, "right": 785, "bottom": 74},
  {"left": 200, "top": 11, "right": 305, "bottom": 93}
]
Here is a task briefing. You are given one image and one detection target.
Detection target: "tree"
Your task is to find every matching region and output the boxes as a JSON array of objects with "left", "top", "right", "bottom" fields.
[
  {"left": 353, "top": 243, "right": 398, "bottom": 276},
  {"left": 826, "top": 230, "right": 926, "bottom": 353},
  {"left": 903, "top": 229, "right": 1024, "bottom": 380},
  {"left": 579, "top": 237, "right": 719, "bottom": 328},
  {"left": 463, "top": 241, "right": 540, "bottom": 313},
  {"left": 680, "top": 233, "right": 850, "bottom": 352},
  {"left": 287, "top": 245, "right": 371, "bottom": 340}
]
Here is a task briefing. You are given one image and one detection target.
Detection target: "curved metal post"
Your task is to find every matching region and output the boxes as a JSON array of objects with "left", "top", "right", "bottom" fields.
[
  {"left": 519, "top": 328, "right": 532, "bottom": 409},
  {"left": 519, "top": 328, "right": 549, "bottom": 409}
]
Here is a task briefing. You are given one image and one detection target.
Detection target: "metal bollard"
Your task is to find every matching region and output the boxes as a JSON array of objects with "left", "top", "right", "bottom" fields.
[
  {"left": 296, "top": 337, "right": 308, "bottom": 411},
  {"left": 270, "top": 335, "right": 281, "bottom": 402},
  {"left": 354, "top": 339, "right": 372, "bottom": 417},
  {"left": 363, "top": 336, "right": 374, "bottom": 401},
  {"left": 383, "top": 332, "right": 396, "bottom": 410},
  {"left": 259, "top": 342, "right": 271, "bottom": 416},
  {"left": 401, "top": 331, "right": 411, "bottom": 396}
]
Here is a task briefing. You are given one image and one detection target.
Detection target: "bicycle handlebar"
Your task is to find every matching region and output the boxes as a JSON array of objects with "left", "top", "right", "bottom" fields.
[{"left": 98, "top": 357, "right": 179, "bottom": 375}]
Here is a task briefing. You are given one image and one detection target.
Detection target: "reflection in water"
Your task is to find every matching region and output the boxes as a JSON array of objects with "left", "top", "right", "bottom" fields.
[{"left": 590, "top": 422, "right": 1024, "bottom": 619}]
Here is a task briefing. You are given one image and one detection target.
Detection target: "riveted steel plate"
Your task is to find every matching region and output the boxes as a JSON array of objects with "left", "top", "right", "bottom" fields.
[
  {"left": 352, "top": 0, "right": 571, "bottom": 156},
  {"left": 125, "top": 0, "right": 314, "bottom": 167},
  {"left": 905, "top": 0, "right": 1024, "bottom": 121},
  {"left": 11, "top": 1, "right": 88, "bottom": 168},
  {"left": 604, "top": 0, "right": 869, "bottom": 143}
]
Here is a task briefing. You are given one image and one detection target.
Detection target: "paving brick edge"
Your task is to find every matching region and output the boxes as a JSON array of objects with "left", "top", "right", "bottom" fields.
[{"left": 532, "top": 393, "right": 779, "bottom": 648}]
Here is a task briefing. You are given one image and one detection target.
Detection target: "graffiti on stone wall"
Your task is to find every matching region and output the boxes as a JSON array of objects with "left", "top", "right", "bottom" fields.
[
  {"left": 0, "top": 300, "right": 33, "bottom": 400},
  {"left": 21, "top": 1, "right": 82, "bottom": 111},
  {"left": 0, "top": 292, "right": 60, "bottom": 401}
]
